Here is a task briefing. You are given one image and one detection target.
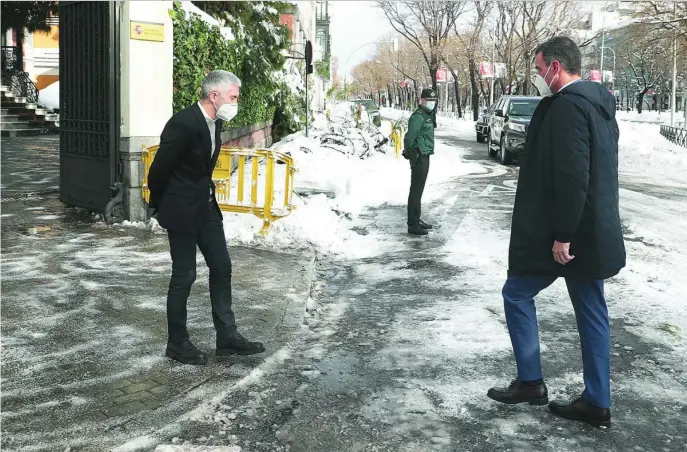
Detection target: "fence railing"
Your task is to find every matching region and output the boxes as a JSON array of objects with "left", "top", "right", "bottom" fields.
[
  {"left": 660, "top": 124, "right": 687, "bottom": 148},
  {"left": 142, "top": 146, "right": 297, "bottom": 235}
]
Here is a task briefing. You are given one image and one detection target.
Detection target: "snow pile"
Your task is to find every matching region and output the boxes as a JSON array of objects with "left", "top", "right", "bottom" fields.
[
  {"left": 615, "top": 110, "right": 684, "bottom": 125},
  {"left": 218, "top": 107, "right": 484, "bottom": 257},
  {"left": 619, "top": 120, "right": 687, "bottom": 184},
  {"left": 38, "top": 81, "right": 59, "bottom": 111}
]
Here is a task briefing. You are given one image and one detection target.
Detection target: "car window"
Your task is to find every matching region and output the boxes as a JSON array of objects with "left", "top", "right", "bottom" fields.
[{"left": 508, "top": 99, "right": 540, "bottom": 117}]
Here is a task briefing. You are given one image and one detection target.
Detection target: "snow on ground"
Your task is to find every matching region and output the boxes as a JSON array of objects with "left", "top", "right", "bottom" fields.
[
  {"left": 618, "top": 120, "right": 687, "bottom": 184},
  {"left": 615, "top": 109, "right": 686, "bottom": 125},
  {"left": 217, "top": 106, "right": 485, "bottom": 258}
]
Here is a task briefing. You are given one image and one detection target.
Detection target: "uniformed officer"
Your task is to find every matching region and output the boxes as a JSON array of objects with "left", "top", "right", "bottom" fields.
[{"left": 403, "top": 88, "right": 437, "bottom": 235}]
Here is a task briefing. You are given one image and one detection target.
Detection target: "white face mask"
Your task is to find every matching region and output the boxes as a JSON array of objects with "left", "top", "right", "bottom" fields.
[
  {"left": 534, "top": 64, "right": 557, "bottom": 97},
  {"left": 425, "top": 101, "right": 436, "bottom": 110},
  {"left": 216, "top": 102, "right": 238, "bottom": 121}
]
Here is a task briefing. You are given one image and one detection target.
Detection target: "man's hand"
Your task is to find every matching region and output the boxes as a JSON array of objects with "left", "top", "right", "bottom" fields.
[{"left": 552, "top": 241, "right": 575, "bottom": 265}]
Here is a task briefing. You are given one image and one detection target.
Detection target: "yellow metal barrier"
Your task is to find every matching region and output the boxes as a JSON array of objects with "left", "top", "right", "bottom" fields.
[
  {"left": 141, "top": 145, "right": 297, "bottom": 235},
  {"left": 391, "top": 125, "right": 405, "bottom": 159}
]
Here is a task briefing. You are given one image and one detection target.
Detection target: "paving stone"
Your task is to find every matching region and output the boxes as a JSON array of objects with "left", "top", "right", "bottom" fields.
[{"left": 121, "top": 381, "right": 160, "bottom": 395}]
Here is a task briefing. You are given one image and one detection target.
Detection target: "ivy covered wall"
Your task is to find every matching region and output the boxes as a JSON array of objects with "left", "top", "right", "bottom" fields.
[{"left": 169, "top": 2, "right": 306, "bottom": 134}]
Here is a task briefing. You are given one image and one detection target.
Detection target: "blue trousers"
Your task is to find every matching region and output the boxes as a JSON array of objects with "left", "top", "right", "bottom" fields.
[{"left": 503, "top": 275, "right": 611, "bottom": 408}]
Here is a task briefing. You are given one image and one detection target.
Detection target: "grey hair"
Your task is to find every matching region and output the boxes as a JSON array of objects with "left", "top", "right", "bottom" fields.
[{"left": 201, "top": 70, "right": 242, "bottom": 99}]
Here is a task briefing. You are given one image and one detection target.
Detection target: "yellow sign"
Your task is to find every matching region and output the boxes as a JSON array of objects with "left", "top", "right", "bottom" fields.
[{"left": 130, "top": 21, "right": 164, "bottom": 42}]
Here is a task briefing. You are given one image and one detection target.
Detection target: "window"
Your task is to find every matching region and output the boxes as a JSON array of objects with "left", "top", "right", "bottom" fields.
[{"left": 508, "top": 99, "right": 541, "bottom": 117}]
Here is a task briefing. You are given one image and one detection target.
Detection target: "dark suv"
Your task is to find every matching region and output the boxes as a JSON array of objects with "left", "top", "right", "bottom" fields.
[{"left": 486, "top": 95, "right": 541, "bottom": 164}]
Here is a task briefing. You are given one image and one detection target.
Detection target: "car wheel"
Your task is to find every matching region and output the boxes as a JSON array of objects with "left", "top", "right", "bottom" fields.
[{"left": 499, "top": 136, "right": 513, "bottom": 165}]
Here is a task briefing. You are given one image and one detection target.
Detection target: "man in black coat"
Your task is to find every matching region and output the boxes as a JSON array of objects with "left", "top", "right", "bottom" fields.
[
  {"left": 487, "top": 37, "right": 626, "bottom": 428},
  {"left": 148, "top": 70, "right": 265, "bottom": 365}
]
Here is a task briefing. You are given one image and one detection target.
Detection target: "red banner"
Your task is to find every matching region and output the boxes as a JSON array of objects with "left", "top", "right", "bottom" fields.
[{"left": 479, "top": 62, "right": 494, "bottom": 78}]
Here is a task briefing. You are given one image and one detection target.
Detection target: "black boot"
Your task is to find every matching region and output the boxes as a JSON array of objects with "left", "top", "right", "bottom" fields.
[
  {"left": 408, "top": 225, "right": 429, "bottom": 235},
  {"left": 418, "top": 219, "right": 433, "bottom": 229},
  {"left": 487, "top": 379, "right": 548, "bottom": 405},
  {"left": 216, "top": 331, "right": 265, "bottom": 356},
  {"left": 548, "top": 396, "right": 611, "bottom": 428},
  {"left": 165, "top": 340, "right": 207, "bottom": 365}
]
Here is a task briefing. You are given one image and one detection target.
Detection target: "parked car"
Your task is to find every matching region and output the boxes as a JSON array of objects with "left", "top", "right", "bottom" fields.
[
  {"left": 475, "top": 103, "right": 495, "bottom": 143},
  {"left": 351, "top": 99, "right": 382, "bottom": 127},
  {"left": 486, "top": 95, "right": 542, "bottom": 164}
]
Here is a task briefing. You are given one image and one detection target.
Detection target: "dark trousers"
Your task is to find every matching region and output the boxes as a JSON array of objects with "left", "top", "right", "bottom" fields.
[
  {"left": 407, "top": 154, "right": 430, "bottom": 227},
  {"left": 503, "top": 275, "right": 611, "bottom": 408},
  {"left": 166, "top": 201, "right": 236, "bottom": 345}
]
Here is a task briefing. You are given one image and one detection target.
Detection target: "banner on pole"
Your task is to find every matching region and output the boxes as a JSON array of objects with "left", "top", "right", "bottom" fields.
[
  {"left": 479, "top": 62, "right": 494, "bottom": 78},
  {"left": 437, "top": 68, "right": 448, "bottom": 83},
  {"left": 603, "top": 70, "right": 614, "bottom": 83}
]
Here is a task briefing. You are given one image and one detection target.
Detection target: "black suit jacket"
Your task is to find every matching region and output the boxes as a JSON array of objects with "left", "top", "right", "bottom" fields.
[{"left": 148, "top": 104, "right": 224, "bottom": 234}]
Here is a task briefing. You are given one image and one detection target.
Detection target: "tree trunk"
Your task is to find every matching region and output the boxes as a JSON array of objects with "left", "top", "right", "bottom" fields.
[
  {"left": 430, "top": 53, "right": 439, "bottom": 92},
  {"left": 454, "top": 78, "right": 462, "bottom": 118},
  {"left": 638, "top": 89, "right": 649, "bottom": 114},
  {"left": 469, "top": 58, "right": 480, "bottom": 121}
]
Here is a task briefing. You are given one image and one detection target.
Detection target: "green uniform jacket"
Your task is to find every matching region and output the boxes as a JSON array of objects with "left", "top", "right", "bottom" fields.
[{"left": 403, "top": 105, "right": 436, "bottom": 156}]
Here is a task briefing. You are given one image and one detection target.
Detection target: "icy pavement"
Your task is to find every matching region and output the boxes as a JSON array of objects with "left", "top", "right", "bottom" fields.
[
  {"left": 2, "top": 111, "right": 686, "bottom": 451},
  {"left": 120, "top": 118, "right": 687, "bottom": 451},
  {"left": 1, "top": 139, "right": 316, "bottom": 451}
]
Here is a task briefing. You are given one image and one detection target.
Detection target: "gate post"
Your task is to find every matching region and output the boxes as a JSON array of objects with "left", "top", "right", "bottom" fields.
[{"left": 119, "top": 1, "right": 173, "bottom": 221}]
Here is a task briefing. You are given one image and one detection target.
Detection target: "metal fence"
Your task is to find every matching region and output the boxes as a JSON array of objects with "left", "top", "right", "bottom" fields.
[{"left": 660, "top": 124, "right": 687, "bottom": 148}]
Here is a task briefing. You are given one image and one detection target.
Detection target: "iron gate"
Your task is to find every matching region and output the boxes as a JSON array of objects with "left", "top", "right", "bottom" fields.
[{"left": 59, "top": 1, "right": 122, "bottom": 219}]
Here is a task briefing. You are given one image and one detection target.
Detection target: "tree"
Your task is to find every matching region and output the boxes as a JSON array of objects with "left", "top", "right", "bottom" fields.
[
  {"left": 0, "top": 1, "right": 58, "bottom": 71},
  {"left": 379, "top": 1, "right": 466, "bottom": 91},
  {"left": 378, "top": 36, "right": 429, "bottom": 109},
  {"left": 456, "top": 1, "right": 493, "bottom": 120},
  {"left": 635, "top": 1, "right": 687, "bottom": 46},
  {"left": 615, "top": 22, "right": 671, "bottom": 113}
]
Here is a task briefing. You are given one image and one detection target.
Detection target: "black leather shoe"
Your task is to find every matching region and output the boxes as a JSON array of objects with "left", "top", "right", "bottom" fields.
[
  {"left": 408, "top": 225, "right": 429, "bottom": 235},
  {"left": 418, "top": 219, "right": 433, "bottom": 229},
  {"left": 549, "top": 396, "right": 611, "bottom": 428},
  {"left": 165, "top": 340, "right": 208, "bottom": 365},
  {"left": 487, "top": 379, "right": 549, "bottom": 405},
  {"left": 216, "top": 331, "right": 266, "bottom": 356}
]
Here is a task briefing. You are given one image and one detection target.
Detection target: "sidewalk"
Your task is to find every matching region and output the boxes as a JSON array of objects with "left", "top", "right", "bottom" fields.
[{"left": 0, "top": 137, "right": 316, "bottom": 451}]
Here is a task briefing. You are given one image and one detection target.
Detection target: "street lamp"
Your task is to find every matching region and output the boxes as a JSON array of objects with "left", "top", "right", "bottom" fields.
[
  {"left": 344, "top": 39, "right": 398, "bottom": 99},
  {"left": 600, "top": 46, "right": 616, "bottom": 89}
]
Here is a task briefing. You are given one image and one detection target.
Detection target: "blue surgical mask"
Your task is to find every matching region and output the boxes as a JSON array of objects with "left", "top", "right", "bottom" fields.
[{"left": 425, "top": 101, "right": 436, "bottom": 110}]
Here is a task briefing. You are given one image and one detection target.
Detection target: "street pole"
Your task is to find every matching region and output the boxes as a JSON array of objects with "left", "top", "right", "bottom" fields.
[
  {"left": 670, "top": 2, "right": 677, "bottom": 126},
  {"left": 600, "top": 31, "right": 605, "bottom": 82},
  {"left": 489, "top": 40, "right": 495, "bottom": 105}
]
